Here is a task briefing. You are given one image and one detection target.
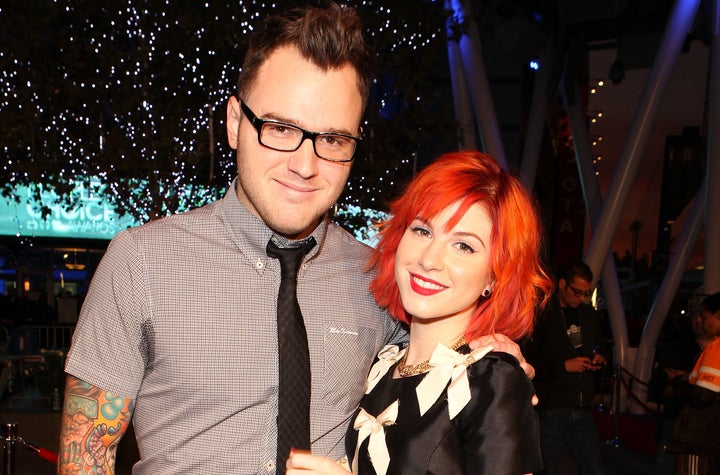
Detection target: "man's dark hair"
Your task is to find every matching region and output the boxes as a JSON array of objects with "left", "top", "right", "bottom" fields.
[
  {"left": 236, "top": 2, "right": 374, "bottom": 111},
  {"left": 557, "top": 261, "right": 593, "bottom": 284},
  {"left": 701, "top": 292, "right": 720, "bottom": 314}
]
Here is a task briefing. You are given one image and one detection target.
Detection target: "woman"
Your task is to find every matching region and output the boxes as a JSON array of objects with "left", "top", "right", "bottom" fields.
[{"left": 288, "top": 150, "right": 552, "bottom": 474}]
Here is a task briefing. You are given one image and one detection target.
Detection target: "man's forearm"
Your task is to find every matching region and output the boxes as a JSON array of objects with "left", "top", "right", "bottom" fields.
[{"left": 58, "top": 375, "right": 134, "bottom": 475}]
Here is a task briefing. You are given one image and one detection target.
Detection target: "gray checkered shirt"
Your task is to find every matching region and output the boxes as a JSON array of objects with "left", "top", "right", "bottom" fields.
[{"left": 65, "top": 181, "right": 407, "bottom": 474}]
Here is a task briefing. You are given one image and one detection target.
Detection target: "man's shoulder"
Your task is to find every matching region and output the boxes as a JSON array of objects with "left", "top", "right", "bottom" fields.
[
  {"left": 321, "top": 221, "right": 373, "bottom": 259},
  {"left": 536, "top": 300, "right": 562, "bottom": 323},
  {"left": 106, "top": 201, "right": 224, "bottom": 256},
  {"left": 123, "top": 201, "right": 221, "bottom": 237},
  {"left": 704, "top": 337, "right": 720, "bottom": 354},
  {"left": 577, "top": 302, "right": 600, "bottom": 319}
]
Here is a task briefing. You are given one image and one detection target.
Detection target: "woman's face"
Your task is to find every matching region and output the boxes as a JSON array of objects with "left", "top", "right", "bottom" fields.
[{"left": 394, "top": 200, "right": 493, "bottom": 326}]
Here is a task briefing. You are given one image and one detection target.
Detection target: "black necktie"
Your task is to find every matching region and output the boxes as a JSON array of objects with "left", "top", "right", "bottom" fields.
[{"left": 267, "top": 236, "right": 316, "bottom": 472}]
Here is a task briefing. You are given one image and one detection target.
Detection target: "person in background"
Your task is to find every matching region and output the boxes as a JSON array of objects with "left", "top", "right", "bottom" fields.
[
  {"left": 666, "top": 292, "right": 720, "bottom": 475},
  {"left": 522, "top": 262, "right": 607, "bottom": 475},
  {"left": 286, "top": 150, "right": 552, "bottom": 474},
  {"left": 653, "top": 300, "right": 714, "bottom": 475},
  {"left": 58, "top": 4, "right": 530, "bottom": 474}
]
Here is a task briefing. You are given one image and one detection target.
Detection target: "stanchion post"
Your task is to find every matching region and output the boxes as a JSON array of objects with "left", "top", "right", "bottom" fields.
[
  {"left": 2, "top": 422, "right": 17, "bottom": 475},
  {"left": 605, "top": 364, "right": 623, "bottom": 448}
]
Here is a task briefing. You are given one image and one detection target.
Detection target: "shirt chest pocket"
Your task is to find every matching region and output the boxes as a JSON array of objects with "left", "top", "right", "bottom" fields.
[{"left": 321, "top": 324, "right": 379, "bottom": 412}]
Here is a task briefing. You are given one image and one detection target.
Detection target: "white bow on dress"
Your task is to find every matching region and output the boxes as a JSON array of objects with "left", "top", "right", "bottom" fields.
[
  {"left": 352, "top": 400, "right": 399, "bottom": 475},
  {"left": 365, "top": 344, "right": 406, "bottom": 394},
  {"left": 416, "top": 343, "right": 494, "bottom": 419},
  {"left": 351, "top": 342, "right": 493, "bottom": 474}
]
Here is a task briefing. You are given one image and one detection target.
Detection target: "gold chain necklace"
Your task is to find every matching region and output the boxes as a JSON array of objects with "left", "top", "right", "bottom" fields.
[{"left": 397, "top": 336, "right": 467, "bottom": 377}]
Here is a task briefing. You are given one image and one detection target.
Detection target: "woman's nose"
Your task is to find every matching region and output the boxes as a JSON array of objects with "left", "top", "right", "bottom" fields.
[{"left": 418, "top": 240, "right": 443, "bottom": 271}]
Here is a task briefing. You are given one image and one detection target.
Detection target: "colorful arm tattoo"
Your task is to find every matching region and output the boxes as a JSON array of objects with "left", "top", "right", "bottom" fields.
[{"left": 58, "top": 375, "right": 135, "bottom": 475}]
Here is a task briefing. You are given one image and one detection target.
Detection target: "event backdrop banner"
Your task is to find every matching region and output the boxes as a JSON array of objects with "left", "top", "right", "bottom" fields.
[
  {"left": 1, "top": 180, "right": 384, "bottom": 245},
  {"left": 0, "top": 180, "right": 138, "bottom": 240}
]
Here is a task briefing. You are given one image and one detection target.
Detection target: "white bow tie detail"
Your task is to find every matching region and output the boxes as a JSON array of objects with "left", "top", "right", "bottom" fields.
[
  {"left": 352, "top": 400, "right": 399, "bottom": 475},
  {"left": 365, "top": 345, "right": 406, "bottom": 394},
  {"left": 416, "top": 343, "right": 494, "bottom": 419}
]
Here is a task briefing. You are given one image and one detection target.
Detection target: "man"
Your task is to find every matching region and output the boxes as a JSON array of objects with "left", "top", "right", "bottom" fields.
[
  {"left": 667, "top": 292, "right": 720, "bottom": 474},
  {"left": 653, "top": 297, "right": 716, "bottom": 473},
  {"left": 58, "top": 4, "right": 528, "bottom": 474},
  {"left": 522, "top": 262, "right": 607, "bottom": 475}
]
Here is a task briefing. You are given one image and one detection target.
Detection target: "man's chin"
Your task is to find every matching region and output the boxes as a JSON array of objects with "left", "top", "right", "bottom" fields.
[{"left": 268, "top": 215, "right": 322, "bottom": 240}]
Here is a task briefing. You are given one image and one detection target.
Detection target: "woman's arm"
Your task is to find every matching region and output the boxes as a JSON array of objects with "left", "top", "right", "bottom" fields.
[{"left": 461, "top": 353, "right": 542, "bottom": 475}]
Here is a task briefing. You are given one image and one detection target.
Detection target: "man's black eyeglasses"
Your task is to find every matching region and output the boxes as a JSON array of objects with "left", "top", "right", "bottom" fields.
[
  {"left": 567, "top": 282, "right": 593, "bottom": 298},
  {"left": 240, "top": 100, "right": 360, "bottom": 163}
]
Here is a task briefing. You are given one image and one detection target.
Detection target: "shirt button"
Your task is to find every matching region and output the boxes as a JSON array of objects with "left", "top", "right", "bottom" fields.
[
  {"left": 256, "top": 260, "right": 264, "bottom": 269},
  {"left": 265, "top": 460, "right": 275, "bottom": 472}
]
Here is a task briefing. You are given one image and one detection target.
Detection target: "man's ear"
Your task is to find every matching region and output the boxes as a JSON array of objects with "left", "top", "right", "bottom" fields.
[{"left": 226, "top": 96, "right": 241, "bottom": 150}]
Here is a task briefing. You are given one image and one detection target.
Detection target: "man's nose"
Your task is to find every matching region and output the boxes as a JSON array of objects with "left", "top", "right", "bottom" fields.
[{"left": 287, "top": 137, "right": 320, "bottom": 178}]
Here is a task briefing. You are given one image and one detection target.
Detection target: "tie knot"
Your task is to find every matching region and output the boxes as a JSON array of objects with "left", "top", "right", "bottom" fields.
[{"left": 266, "top": 237, "right": 316, "bottom": 279}]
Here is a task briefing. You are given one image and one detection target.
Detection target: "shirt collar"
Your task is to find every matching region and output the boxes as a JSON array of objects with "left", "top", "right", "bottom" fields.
[{"left": 217, "top": 178, "right": 329, "bottom": 269}]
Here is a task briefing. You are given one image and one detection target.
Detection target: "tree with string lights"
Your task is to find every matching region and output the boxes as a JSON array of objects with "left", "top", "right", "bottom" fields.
[{"left": 0, "top": 1, "right": 455, "bottom": 239}]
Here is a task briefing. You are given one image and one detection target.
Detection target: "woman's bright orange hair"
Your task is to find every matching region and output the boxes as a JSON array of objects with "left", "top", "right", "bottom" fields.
[{"left": 368, "top": 150, "right": 552, "bottom": 341}]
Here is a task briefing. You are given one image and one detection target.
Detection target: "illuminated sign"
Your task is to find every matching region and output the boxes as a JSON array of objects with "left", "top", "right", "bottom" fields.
[
  {"left": 0, "top": 180, "right": 139, "bottom": 240},
  {"left": 1, "top": 179, "right": 386, "bottom": 244}
]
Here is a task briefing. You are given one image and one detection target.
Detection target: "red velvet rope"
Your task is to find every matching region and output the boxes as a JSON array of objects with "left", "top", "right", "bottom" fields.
[
  {"left": 601, "top": 365, "right": 659, "bottom": 414},
  {"left": 23, "top": 440, "right": 59, "bottom": 464}
]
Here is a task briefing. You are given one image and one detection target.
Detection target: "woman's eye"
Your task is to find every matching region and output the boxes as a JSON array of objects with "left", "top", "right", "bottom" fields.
[
  {"left": 456, "top": 242, "right": 476, "bottom": 253},
  {"left": 410, "top": 226, "right": 431, "bottom": 237}
]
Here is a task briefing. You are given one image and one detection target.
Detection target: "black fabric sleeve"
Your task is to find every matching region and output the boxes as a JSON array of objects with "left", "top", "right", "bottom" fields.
[{"left": 459, "top": 352, "right": 543, "bottom": 475}]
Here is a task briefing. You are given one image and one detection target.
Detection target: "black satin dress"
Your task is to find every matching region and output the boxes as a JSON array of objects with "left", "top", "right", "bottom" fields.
[{"left": 345, "top": 348, "right": 542, "bottom": 474}]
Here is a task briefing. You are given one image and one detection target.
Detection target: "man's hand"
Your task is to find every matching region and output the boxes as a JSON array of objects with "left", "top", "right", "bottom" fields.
[
  {"left": 565, "top": 356, "right": 598, "bottom": 373},
  {"left": 469, "top": 333, "right": 535, "bottom": 380},
  {"left": 590, "top": 352, "right": 607, "bottom": 367},
  {"left": 664, "top": 368, "right": 687, "bottom": 381}
]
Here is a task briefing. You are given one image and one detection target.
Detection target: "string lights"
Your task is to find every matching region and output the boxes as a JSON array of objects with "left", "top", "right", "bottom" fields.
[{"left": 1, "top": 1, "right": 448, "bottom": 239}]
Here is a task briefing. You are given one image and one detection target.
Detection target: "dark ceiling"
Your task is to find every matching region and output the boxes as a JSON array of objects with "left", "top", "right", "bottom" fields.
[{"left": 474, "top": 0, "right": 711, "bottom": 53}]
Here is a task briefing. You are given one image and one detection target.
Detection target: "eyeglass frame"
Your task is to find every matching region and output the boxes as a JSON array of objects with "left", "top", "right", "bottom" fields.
[
  {"left": 567, "top": 282, "right": 593, "bottom": 298},
  {"left": 239, "top": 100, "right": 361, "bottom": 163}
]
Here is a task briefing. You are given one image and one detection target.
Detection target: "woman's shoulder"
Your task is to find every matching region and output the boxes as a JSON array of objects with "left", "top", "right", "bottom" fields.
[
  {"left": 457, "top": 345, "right": 522, "bottom": 369},
  {"left": 482, "top": 350, "right": 522, "bottom": 367},
  {"left": 460, "top": 350, "right": 536, "bottom": 419},
  {"left": 466, "top": 350, "right": 528, "bottom": 383}
]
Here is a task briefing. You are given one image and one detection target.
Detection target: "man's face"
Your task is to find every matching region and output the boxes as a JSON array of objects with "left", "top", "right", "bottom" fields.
[
  {"left": 691, "top": 312, "right": 705, "bottom": 337},
  {"left": 701, "top": 308, "right": 720, "bottom": 338},
  {"left": 558, "top": 276, "right": 592, "bottom": 308},
  {"left": 226, "top": 45, "right": 362, "bottom": 240}
]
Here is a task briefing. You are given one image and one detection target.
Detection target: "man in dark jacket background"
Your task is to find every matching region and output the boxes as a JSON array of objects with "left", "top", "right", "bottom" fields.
[{"left": 523, "top": 262, "right": 607, "bottom": 475}]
